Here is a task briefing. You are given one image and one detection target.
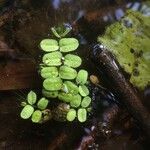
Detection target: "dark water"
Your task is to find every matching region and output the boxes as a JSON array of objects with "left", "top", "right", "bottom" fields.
[{"left": 0, "top": 0, "right": 149, "bottom": 149}]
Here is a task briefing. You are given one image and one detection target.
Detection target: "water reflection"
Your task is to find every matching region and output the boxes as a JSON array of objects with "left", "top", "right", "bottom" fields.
[{"left": 52, "top": 0, "right": 73, "bottom": 10}]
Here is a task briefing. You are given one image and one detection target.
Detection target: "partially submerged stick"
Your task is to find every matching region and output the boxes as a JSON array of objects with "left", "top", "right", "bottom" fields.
[{"left": 91, "top": 44, "right": 150, "bottom": 137}]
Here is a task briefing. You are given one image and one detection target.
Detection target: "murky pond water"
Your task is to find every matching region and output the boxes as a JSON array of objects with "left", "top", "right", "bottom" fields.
[{"left": 0, "top": 0, "right": 149, "bottom": 149}]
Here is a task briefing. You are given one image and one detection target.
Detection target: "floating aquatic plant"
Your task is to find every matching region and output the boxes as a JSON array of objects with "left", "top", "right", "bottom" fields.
[
  {"left": 20, "top": 25, "right": 92, "bottom": 123},
  {"left": 20, "top": 91, "right": 51, "bottom": 123}
]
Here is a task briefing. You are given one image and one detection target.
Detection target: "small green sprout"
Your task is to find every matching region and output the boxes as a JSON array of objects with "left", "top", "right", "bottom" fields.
[
  {"left": 20, "top": 105, "right": 34, "bottom": 119},
  {"left": 66, "top": 109, "right": 76, "bottom": 122},
  {"left": 77, "top": 108, "right": 87, "bottom": 123},
  {"left": 43, "top": 77, "right": 63, "bottom": 91},
  {"left": 79, "top": 85, "right": 89, "bottom": 97},
  {"left": 59, "top": 38, "right": 79, "bottom": 52},
  {"left": 59, "top": 66, "right": 77, "bottom": 80},
  {"left": 40, "top": 39, "right": 59, "bottom": 52},
  {"left": 21, "top": 101, "right": 27, "bottom": 107},
  {"left": 51, "top": 24, "right": 72, "bottom": 38},
  {"left": 64, "top": 54, "right": 82, "bottom": 68},
  {"left": 40, "top": 67, "right": 58, "bottom": 79},
  {"left": 27, "top": 91, "right": 37, "bottom": 105},
  {"left": 76, "top": 70, "right": 88, "bottom": 85}
]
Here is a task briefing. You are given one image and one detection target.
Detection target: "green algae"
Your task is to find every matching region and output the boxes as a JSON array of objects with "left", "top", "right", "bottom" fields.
[{"left": 98, "top": 10, "right": 150, "bottom": 90}]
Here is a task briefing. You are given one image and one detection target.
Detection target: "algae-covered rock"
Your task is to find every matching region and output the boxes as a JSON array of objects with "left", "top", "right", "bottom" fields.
[{"left": 98, "top": 10, "right": 150, "bottom": 90}]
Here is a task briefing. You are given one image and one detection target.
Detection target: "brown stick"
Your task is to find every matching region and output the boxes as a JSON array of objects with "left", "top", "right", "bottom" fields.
[{"left": 91, "top": 45, "right": 150, "bottom": 138}]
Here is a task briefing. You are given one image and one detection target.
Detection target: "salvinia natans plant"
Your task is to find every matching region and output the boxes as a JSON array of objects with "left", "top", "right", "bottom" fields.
[{"left": 20, "top": 24, "right": 92, "bottom": 123}]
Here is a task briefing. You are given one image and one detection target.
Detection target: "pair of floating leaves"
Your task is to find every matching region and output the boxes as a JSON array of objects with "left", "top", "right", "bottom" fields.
[
  {"left": 41, "top": 67, "right": 58, "bottom": 78},
  {"left": 40, "top": 38, "right": 79, "bottom": 53},
  {"left": 42, "top": 51, "right": 62, "bottom": 66},
  {"left": 59, "top": 38, "right": 79, "bottom": 52},
  {"left": 20, "top": 91, "right": 49, "bottom": 123},
  {"left": 66, "top": 108, "right": 87, "bottom": 122},
  {"left": 40, "top": 39, "right": 59, "bottom": 52},
  {"left": 21, "top": 106, "right": 42, "bottom": 123},
  {"left": 43, "top": 77, "right": 63, "bottom": 91},
  {"left": 64, "top": 54, "right": 82, "bottom": 68},
  {"left": 59, "top": 66, "right": 77, "bottom": 80},
  {"left": 76, "top": 70, "right": 88, "bottom": 85}
]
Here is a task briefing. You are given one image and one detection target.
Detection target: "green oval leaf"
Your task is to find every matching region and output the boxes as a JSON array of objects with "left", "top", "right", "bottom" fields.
[
  {"left": 76, "top": 70, "right": 88, "bottom": 85},
  {"left": 59, "top": 38, "right": 79, "bottom": 52},
  {"left": 42, "top": 51, "right": 62, "bottom": 66},
  {"left": 42, "top": 89, "right": 58, "bottom": 98},
  {"left": 27, "top": 91, "right": 37, "bottom": 105},
  {"left": 62, "top": 81, "right": 78, "bottom": 94},
  {"left": 70, "top": 94, "right": 81, "bottom": 108},
  {"left": 20, "top": 105, "right": 34, "bottom": 119},
  {"left": 59, "top": 66, "right": 77, "bottom": 80},
  {"left": 79, "top": 85, "right": 89, "bottom": 97},
  {"left": 66, "top": 109, "right": 76, "bottom": 122},
  {"left": 31, "top": 110, "right": 42, "bottom": 123},
  {"left": 40, "top": 39, "right": 59, "bottom": 52},
  {"left": 40, "top": 67, "right": 58, "bottom": 78},
  {"left": 77, "top": 108, "right": 87, "bottom": 123},
  {"left": 81, "top": 96, "right": 91, "bottom": 108},
  {"left": 64, "top": 54, "right": 82, "bottom": 68},
  {"left": 43, "top": 77, "right": 62, "bottom": 91},
  {"left": 37, "top": 98, "right": 49, "bottom": 110}
]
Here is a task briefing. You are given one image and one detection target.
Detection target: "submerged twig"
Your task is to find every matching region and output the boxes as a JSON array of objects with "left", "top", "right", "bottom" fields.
[{"left": 91, "top": 44, "right": 150, "bottom": 138}]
